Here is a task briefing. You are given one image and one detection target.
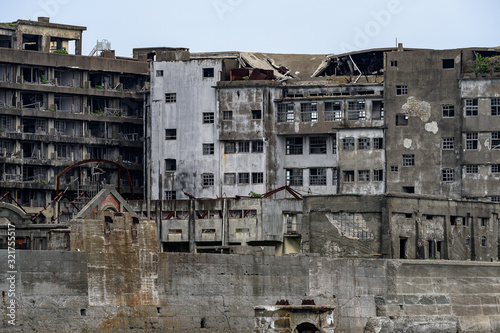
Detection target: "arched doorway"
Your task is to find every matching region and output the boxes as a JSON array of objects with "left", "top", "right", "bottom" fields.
[{"left": 296, "top": 322, "right": 320, "bottom": 333}]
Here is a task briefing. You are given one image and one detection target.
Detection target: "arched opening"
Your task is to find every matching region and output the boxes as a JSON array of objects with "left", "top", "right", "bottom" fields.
[{"left": 296, "top": 322, "right": 320, "bottom": 333}]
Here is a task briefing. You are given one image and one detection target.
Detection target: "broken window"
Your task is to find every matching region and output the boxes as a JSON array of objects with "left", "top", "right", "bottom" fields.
[
  {"left": 22, "top": 34, "right": 41, "bottom": 51},
  {"left": 0, "top": 116, "right": 13, "bottom": 132},
  {"left": 309, "top": 168, "right": 327, "bottom": 186},
  {"left": 332, "top": 134, "right": 337, "bottom": 154},
  {"left": 442, "top": 169, "right": 454, "bottom": 182},
  {"left": 165, "top": 129, "right": 177, "bottom": 140},
  {"left": 121, "top": 148, "right": 141, "bottom": 164},
  {"left": 224, "top": 142, "right": 236, "bottom": 154},
  {"left": 286, "top": 169, "right": 303, "bottom": 186},
  {"left": 203, "top": 143, "right": 214, "bottom": 155},
  {"left": 358, "top": 138, "right": 370, "bottom": 150},
  {"left": 165, "top": 93, "right": 176, "bottom": 103},
  {"left": 343, "top": 170, "right": 355, "bottom": 183},
  {"left": 373, "top": 169, "right": 384, "bottom": 181},
  {"left": 88, "top": 146, "right": 110, "bottom": 160},
  {"left": 203, "top": 112, "right": 214, "bottom": 123},
  {"left": 202, "top": 173, "right": 214, "bottom": 186},
  {"left": 277, "top": 103, "right": 294, "bottom": 123},
  {"left": 300, "top": 102, "right": 318, "bottom": 122},
  {"left": 342, "top": 137, "right": 355, "bottom": 151},
  {"left": 491, "top": 98, "right": 500, "bottom": 116},
  {"left": 88, "top": 122, "right": 106, "bottom": 138},
  {"left": 22, "top": 67, "right": 46, "bottom": 83},
  {"left": 358, "top": 170, "right": 370, "bottom": 182},
  {"left": 165, "top": 159, "right": 176, "bottom": 171},
  {"left": 238, "top": 141, "right": 250, "bottom": 153},
  {"left": 156, "top": 70, "right": 163, "bottom": 77},
  {"left": 238, "top": 173, "right": 250, "bottom": 184},
  {"left": 203, "top": 68, "right": 214, "bottom": 78},
  {"left": 465, "top": 99, "right": 478, "bottom": 116},
  {"left": 347, "top": 100, "right": 366, "bottom": 120},
  {"left": 22, "top": 92, "right": 44, "bottom": 109},
  {"left": 442, "top": 59, "right": 455, "bottom": 69},
  {"left": 165, "top": 191, "right": 176, "bottom": 200},
  {"left": 396, "top": 85, "right": 408, "bottom": 95},
  {"left": 491, "top": 164, "right": 500, "bottom": 174},
  {"left": 442, "top": 105, "right": 455, "bottom": 117},
  {"left": 465, "top": 165, "right": 478, "bottom": 174},
  {"left": 89, "top": 73, "right": 111, "bottom": 89},
  {"left": 372, "top": 101, "right": 384, "bottom": 120},
  {"left": 479, "top": 217, "right": 489, "bottom": 227},
  {"left": 396, "top": 113, "right": 408, "bottom": 126},
  {"left": 252, "top": 172, "right": 263, "bottom": 184},
  {"left": 22, "top": 142, "right": 44, "bottom": 159},
  {"left": 402, "top": 154, "right": 414, "bottom": 166},
  {"left": 0, "top": 140, "right": 14, "bottom": 156},
  {"left": 224, "top": 173, "right": 236, "bottom": 185},
  {"left": 252, "top": 110, "right": 262, "bottom": 120},
  {"left": 491, "top": 196, "right": 500, "bottom": 202},
  {"left": 251, "top": 141, "right": 263, "bottom": 153},
  {"left": 0, "top": 34, "right": 12, "bottom": 49},
  {"left": 324, "top": 101, "right": 342, "bottom": 121},
  {"left": 22, "top": 118, "right": 47, "bottom": 134},
  {"left": 465, "top": 132, "right": 478, "bottom": 150},
  {"left": 491, "top": 132, "right": 500, "bottom": 149},
  {"left": 222, "top": 110, "right": 233, "bottom": 120},
  {"left": 310, "top": 137, "right": 327, "bottom": 154},
  {"left": 373, "top": 138, "right": 383, "bottom": 149},
  {"left": 442, "top": 137, "right": 455, "bottom": 150},
  {"left": 286, "top": 137, "right": 303, "bottom": 155},
  {"left": 55, "top": 144, "right": 73, "bottom": 160}
]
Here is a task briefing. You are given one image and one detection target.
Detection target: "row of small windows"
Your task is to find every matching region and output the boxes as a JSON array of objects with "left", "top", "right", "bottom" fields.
[
  {"left": 285, "top": 136, "right": 337, "bottom": 155},
  {"left": 157, "top": 68, "right": 214, "bottom": 78},
  {"left": 464, "top": 164, "right": 500, "bottom": 174},
  {"left": 342, "top": 170, "right": 384, "bottom": 183},
  {"left": 224, "top": 141, "right": 264, "bottom": 154},
  {"left": 222, "top": 110, "right": 262, "bottom": 120},
  {"left": 224, "top": 172, "right": 263, "bottom": 185},
  {"left": 442, "top": 133, "right": 500, "bottom": 150},
  {"left": 442, "top": 99, "right": 500, "bottom": 117},
  {"left": 277, "top": 100, "right": 384, "bottom": 123},
  {"left": 286, "top": 168, "right": 338, "bottom": 186},
  {"left": 342, "top": 137, "right": 384, "bottom": 151},
  {"left": 390, "top": 59, "right": 455, "bottom": 70}
]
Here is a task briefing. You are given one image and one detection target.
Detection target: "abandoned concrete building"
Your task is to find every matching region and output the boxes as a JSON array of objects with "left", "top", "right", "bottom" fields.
[{"left": 0, "top": 17, "right": 148, "bottom": 214}]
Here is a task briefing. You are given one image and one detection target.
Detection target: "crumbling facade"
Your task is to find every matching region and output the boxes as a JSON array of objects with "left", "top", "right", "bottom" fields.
[{"left": 0, "top": 17, "right": 148, "bottom": 212}]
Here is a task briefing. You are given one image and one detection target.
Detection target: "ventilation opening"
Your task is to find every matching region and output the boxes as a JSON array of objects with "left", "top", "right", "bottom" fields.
[
  {"left": 402, "top": 186, "right": 415, "bottom": 193},
  {"left": 200, "top": 317, "right": 206, "bottom": 328},
  {"left": 399, "top": 237, "right": 407, "bottom": 259},
  {"left": 80, "top": 309, "right": 87, "bottom": 316}
]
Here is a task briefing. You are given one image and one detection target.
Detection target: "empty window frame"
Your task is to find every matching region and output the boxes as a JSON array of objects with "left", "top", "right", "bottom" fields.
[
  {"left": 342, "top": 137, "right": 355, "bottom": 151},
  {"left": 202, "top": 173, "right": 214, "bottom": 186},
  {"left": 324, "top": 101, "right": 342, "bottom": 121},
  {"left": 491, "top": 98, "right": 500, "bottom": 116},
  {"left": 251, "top": 110, "right": 262, "bottom": 120},
  {"left": 224, "top": 173, "right": 236, "bottom": 185},
  {"left": 442, "top": 137, "right": 455, "bottom": 150},
  {"left": 165, "top": 93, "right": 176, "bottom": 103},
  {"left": 203, "top": 68, "right": 214, "bottom": 78},
  {"left": 343, "top": 170, "right": 355, "bottom": 183},
  {"left": 390, "top": 60, "right": 398, "bottom": 67},
  {"left": 373, "top": 138, "right": 383, "bottom": 149},
  {"left": 465, "top": 99, "right": 478, "bottom": 116},
  {"left": 165, "top": 159, "right": 176, "bottom": 171},
  {"left": 442, "top": 104, "right": 455, "bottom": 117},
  {"left": 358, "top": 138, "right": 370, "bottom": 150},
  {"left": 442, "top": 59, "right": 455, "bottom": 69},
  {"left": 390, "top": 166, "right": 399, "bottom": 172},
  {"left": 479, "top": 217, "right": 489, "bottom": 227},
  {"left": 491, "top": 164, "right": 500, "bottom": 174},
  {"left": 373, "top": 169, "right": 384, "bottom": 181},
  {"left": 203, "top": 112, "right": 214, "bottom": 124},
  {"left": 165, "top": 129, "right": 176, "bottom": 140},
  {"left": 310, "top": 137, "right": 327, "bottom": 154},
  {"left": 300, "top": 102, "right": 318, "bottom": 122},
  {"left": 252, "top": 141, "right": 264, "bottom": 153},
  {"left": 465, "top": 132, "right": 478, "bottom": 150},
  {"left": 238, "top": 141, "right": 250, "bottom": 153},
  {"left": 396, "top": 85, "right": 408, "bottom": 95},
  {"left": 358, "top": 170, "right": 370, "bottom": 182},
  {"left": 156, "top": 70, "right": 164, "bottom": 77},
  {"left": 164, "top": 191, "right": 176, "bottom": 200},
  {"left": 203, "top": 143, "right": 214, "bottom": 155},
  {"left": 309, "top": 168, "right": 327, "bottom": 186},
  {"left": 277, "top": 103, "right": 294, "bottom": 123},
  {"left": 372, "top": 101, "right": 384, "bottom": 120},
  {"left": 286, "top": 169, "right": 303, "bottom": 186},
  {"left": 442, "top": 169, "right": 454, "bottom": 182},
  {"left": 347, "top": 100, "right": 366, "bottom": 120},
  {"left": 491, "top": 132, "right": 500, "bottom": 149},
  {"left": 238, "top": 173, "right": 250, "bottom": 184},
  {"left": 252, "top": 172, "right": 263, "bottom": 184},
  {"left": 332, "top": 134, "right": 337, "bottom": 154},
  {"left": 396, "top": 113, "right": 408, "bottom": 126},
  {"left": 222, "top": 110, "right": 233, "bottom": 120},
  {"left": 402, "top": 154, "right": 415, "bottom": 166},
  {"left": 224, "top": 142, "right": 236, "bottom": 154},
  {"left": 481, "top": 236, "right": 487, "bottom": 247},
  {"left": 286, "top": 137, "right": 303, "bottom": 155},
  {"left": 332, "top": 168, "right": 338, "bottom": 186},
  {"left": 465, "top": 165, "right": 478, "bottom": 174}
]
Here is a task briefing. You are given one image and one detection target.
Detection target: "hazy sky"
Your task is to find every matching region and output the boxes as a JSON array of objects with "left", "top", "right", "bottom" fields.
[{"left": 2, "top": 0, "right": 500, "bottom": 57}]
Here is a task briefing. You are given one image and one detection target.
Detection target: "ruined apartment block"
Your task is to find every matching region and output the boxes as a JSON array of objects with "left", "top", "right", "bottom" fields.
[{"left": 0, "top": 17, "right": 148, "bottom": 215}]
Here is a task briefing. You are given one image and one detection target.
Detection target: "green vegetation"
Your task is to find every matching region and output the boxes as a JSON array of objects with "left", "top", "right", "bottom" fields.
[
  {"left": 91, "top": 110, "right": 104, "bottom": 115},
  {"left": 95, "top": 85, "right": 103, "bottom": 89},
  {"left": 0, "top": 23, "right": 15, "bottom": 27},
  {"left": 249, "top": 191, "right": 263, "bottom": 198},
  {"left": 471, "top": 54, "right": 500, "bottom": 74},
  {"left": 53, "top": 49, "right": 68, "bottom": 54},
  {"left": 41, "top": 75, "right": 49, "bottom": 84}
]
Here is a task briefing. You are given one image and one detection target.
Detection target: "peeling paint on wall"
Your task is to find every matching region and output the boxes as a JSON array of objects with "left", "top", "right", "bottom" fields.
[
  {"left": 402, "top": 96, "right": 431, "bottom": 122},
  {"left": 424, "top": 121, "right": 439, "bottom": 134},
  {"left": 403, "top": 138, "right": 412, "bottom": 149}
]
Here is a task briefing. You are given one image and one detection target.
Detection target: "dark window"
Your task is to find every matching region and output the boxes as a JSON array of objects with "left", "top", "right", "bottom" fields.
[
  {"left": 491, "top": 132, "right": 500, "bottom": 149},
  {"left": 465, "top": 99, "right": 478, "bottom": 116},
  {"left": 165, "top": 129, "right": 176, "bottom": 140},
  {"left": 373, "top": 138, "right": 383, "bottom": 149},
  {"left": 286, "top": 169, "right": 303, "bottom": 186},
  {"left": 238, "top": 173, "right": 250, "bottom": 184},
  {"left": 310, "top": 137, "right": 327, "bottom": 154},
  {"left": 224, "top": 173, "right": 236, "bottom": 185},
  {"left": 324, "top": 101, "right": 342, "bottom": 121},
  {"left": 203, "top": 68, "right": 214, "bottom": 78},
  {"left": 402, "top": 154, "right": 414, "bottom": 166},
  {"left": 203, "top": 112, "right": 214, "bottom": 124},
  {"left": 342, "top": 138, "right": 355, "bottom": 151},
  {"left": 390, "top": 60, "right": 398, "bottom": 67},
  {"left": 202, "top": 173, "right": 214, "bottom": 186},
  {"left": 491, "top": 164, "right": 500, "bottom": 174},
  {"left": 442, "top": 137, "right": 454, "bottom": 150},
  {"left": 372, "top": 101, "right": 384, "bottom": 120},
  {"left": 358, "top": 138, "right": 370, "bottom": 150},
  {"left": 203, "top": 143, "right": 214, "bottom": 155},
  {"left": 466, "top": 132, "right": 478, "bottom": 150},
  {"left": 332, "top": 134, "right": 337, "bottom": 154},
  {"left": 358, "top": 170, "right": 370, "bottom": 182},
  {"left": 286, "top": 137, "right": 303, "bottom": 155},
  {"left": 165, "top": 93, "right": 176, "bottom": 103},
  {"left": 252, "top": 172, "right": 263, "bottom": 184},
  {"left": 442, "top": 105, "right": 455, "bottom": 117},
  {"left": 347, "top": 100, "right": 366, "bottom": 120},
  {"left": 238, "top": 141, "right": 250, "bottom": 153},
  {"left": 402, "top": 186, "right": 415, "bottom": 193},
  {"left": 442, "top": 169, "right": 454, "bottom": 182},
  {"left": 390, "top": 166, "right": 399, "bottom": 172},
  {"left": 252, "top": 110, "right": 262, "bottom": 120},
  {"left": 343, "top": 171, "right": 355, "bottom": 183},
  {"left": 309, "top": 168, "right": 327, "bottom": 186},
  {"left": 222, "top": 111, "right": 232, "bottom": 120},
  {"left": 156, "top": 70, "right": 164, "bottom": 77},
  {"left": 300, "top": 102, "right": 318, "bottom": 122},
  {"left": 373, "top": 169, "right": 383, "bottom": 181},
  {"left": 442, "top": 59, "right": 455, "bottom": 69},
  {"left": 396, "top": 85, "right": 408, "bottom": 95},
  {"left": 492, "top": 98, "right": 500, "bottom": 116},
  {"left": 277, "top": 103, "right": 294, "bottom": 122},
  {"left": 396, "top": 113, "right": 408, "bottom": 126},
  {"left": 465, "top": 165, "right": 478, "bottom": 174},
  {"left": 165, "top": 159, "right": 176, "bottom": 171},
  {"left": 479, "top": 217, "right": 489, "bottom": 227},
  {"left": 224, "top": 142, "right": 236, "bottom": 154},
  {"left": 481, "top": 236, "right": 487, "bottom": 247},
  {"left": 252, "top": 141, "right": 264, "bottom": 153}
]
